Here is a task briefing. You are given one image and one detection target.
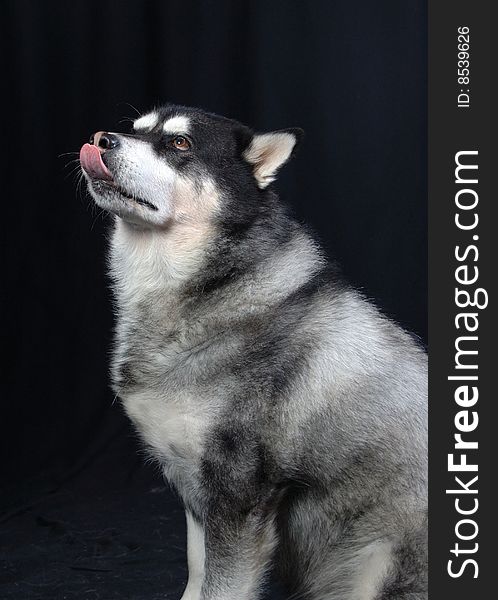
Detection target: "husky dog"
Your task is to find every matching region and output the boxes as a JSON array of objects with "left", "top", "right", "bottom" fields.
[{"left": 80, "top": 104, "right": 427, "bottom": 600}]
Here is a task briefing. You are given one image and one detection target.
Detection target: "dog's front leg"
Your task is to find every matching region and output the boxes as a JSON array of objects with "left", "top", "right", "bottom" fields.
[
  {"left": 180, "top": 511, "right": 206, "bottom": 600},
  {"left": 197, "top": 503, "right": 278, "bottom": 600}
]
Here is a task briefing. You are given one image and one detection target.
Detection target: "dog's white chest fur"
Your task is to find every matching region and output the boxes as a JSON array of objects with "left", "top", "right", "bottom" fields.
[
  {"left": 123, "top": 389, "right": 201, "bottom": 458},
  {"left": 122, "top": 388, "right": 209, "bottom": 491},
  {"left": 109, "top": 220, "right": 218, "bottom": 487}
]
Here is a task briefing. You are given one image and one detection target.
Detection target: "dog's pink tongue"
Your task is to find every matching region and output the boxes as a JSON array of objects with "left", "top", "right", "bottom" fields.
[{"left": 79, "top": 143, "right": 113, "bottom": 180}]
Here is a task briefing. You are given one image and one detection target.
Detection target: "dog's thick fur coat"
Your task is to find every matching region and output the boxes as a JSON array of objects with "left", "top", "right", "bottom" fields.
[{"left": 81, "top": 104, "right": 428, "bottom": 600}]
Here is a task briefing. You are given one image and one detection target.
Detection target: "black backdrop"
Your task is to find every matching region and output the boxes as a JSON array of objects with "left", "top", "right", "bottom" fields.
[{"left": 1, "top": 1, "right": 427, "bottom": 598}]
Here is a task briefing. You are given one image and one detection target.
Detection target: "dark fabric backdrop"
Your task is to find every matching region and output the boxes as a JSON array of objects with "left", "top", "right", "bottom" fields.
[{"left": 1, "top": 1, "right": 427, "bottom": 598}]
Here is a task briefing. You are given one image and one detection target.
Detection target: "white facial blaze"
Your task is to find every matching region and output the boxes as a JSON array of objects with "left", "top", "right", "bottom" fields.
[
  {"left": 119, "top": 137, "right": 175, "bottom": 208},
  {"left": 133, "top": 112, "right": 159, "bottom": 132},
  {"left": 162, "top": 115, "right": 191, "bottom": 135},
  {"left": 243, "top": 131, "right": 298, "bottom": 189}
]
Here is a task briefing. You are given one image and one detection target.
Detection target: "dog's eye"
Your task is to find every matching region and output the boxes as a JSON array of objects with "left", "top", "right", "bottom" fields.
[{"left": 170, "top": 136, "right": 191, "bottom": 151}]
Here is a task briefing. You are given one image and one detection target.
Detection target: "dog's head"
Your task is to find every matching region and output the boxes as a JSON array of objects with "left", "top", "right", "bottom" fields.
[{"left": 80, "top": 104, "right": 303, "bottom": 228}]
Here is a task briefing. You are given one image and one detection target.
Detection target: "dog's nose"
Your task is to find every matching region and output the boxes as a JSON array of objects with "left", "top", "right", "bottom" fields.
[{"left": 89, "top": 131, "right": 120, "bottom": 150}]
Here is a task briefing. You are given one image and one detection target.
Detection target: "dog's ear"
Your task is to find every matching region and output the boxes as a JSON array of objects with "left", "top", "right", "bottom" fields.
[{"left": 243, "top": 128, "right": 304, "bottom": 189}]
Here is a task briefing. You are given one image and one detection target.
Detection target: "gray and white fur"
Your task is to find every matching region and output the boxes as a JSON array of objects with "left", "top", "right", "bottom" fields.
[{"left": 80, "top": 104, "right": 428, "bottom": 600}]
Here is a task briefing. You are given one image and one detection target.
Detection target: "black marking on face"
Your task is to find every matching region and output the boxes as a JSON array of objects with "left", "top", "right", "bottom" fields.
[
  {"left": 130, "top": 106, "right": 255, "bottom": 191},
  {"left": 128, "top": 105, "right": 301, "bottom": 230}
]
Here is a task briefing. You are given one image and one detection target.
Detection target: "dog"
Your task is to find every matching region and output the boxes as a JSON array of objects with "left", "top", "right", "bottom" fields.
[{"left": 80, "top": 104, "right": 428, "bottom": 600}]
